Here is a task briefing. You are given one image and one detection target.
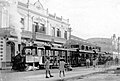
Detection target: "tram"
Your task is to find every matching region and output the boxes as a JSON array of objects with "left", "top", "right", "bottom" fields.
[{"left": 21, "top": 45, "right": 45, "bottom": 69}]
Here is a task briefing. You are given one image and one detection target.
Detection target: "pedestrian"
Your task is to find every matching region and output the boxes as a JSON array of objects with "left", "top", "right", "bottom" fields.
[
  {"left": 59, "top": 58, "right": 66, "bottom": 77},
  {"left": 44, "top": 56, "right": 53, "bottom": 78},
  {"left": 13, "top": 51, "right": 23, "bottom": 71},
  {"left": 93, "top": 59, "right": 96, "bottom": 69},
  {"left": 115, "top": 56, "right": 119, "bottom": 65},
  {"left": 93, "top": 58, "right": 98, "bottom": 69},
  {"left": 86, "top": 58, "right": 90, "bottom": 68}
]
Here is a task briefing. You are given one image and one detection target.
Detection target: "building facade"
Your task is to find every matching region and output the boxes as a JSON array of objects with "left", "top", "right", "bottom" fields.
[{"left": 0, "top": 0, "right": 71, "bottom": 69}]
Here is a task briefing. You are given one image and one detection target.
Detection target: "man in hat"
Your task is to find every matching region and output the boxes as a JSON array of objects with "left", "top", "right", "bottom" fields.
[{"left": 44, "top": 56, "right": 53, "bottom": 78}]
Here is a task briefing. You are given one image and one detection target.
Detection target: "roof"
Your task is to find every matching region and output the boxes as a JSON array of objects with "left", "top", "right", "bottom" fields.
[
  {"left": 63, "top": 35, "right": 100, "bottom": 48},
  {"left": 34, "top": 0, "right": 44, "bottom": 10}
]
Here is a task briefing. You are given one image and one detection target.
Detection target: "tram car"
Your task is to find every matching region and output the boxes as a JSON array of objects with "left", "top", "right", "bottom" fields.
[{"left": 21, "top": 45, "right": 45, "bottom": 69}]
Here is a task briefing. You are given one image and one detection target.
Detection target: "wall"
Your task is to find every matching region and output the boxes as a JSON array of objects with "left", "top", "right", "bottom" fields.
[{"left": 17, "top": 1, "right": 70, "bottom": 41}]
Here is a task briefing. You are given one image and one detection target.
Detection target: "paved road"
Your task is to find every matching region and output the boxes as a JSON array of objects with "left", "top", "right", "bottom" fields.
[
  {"left": 75, "top": 72, "right": 120, "bottom": 81},
  {"left": 0, "top": 66, "right": 103, "bottom": 81},
  {"left": 0, "top": 65, "right": 119, "bottom": 81}
]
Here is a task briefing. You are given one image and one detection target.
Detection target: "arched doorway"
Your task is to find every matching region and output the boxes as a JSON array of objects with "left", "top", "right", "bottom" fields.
[{"left": 6, "top": 41, "right": 15, "bottom": 64}]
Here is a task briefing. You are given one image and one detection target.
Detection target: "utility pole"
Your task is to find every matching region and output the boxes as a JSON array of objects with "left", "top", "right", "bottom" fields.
[
  {"left": 27, "top": 0, "right": 29, "bottom": 31},
  {"left": 68, "top": 27, "right": 72, "bottom": 48},
  {"left": 118, "top": 37, "right": 120, "bottom": 59}
]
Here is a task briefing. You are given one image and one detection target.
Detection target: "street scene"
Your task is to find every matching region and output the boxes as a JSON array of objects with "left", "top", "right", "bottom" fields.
[{"left": 0, "top": 0, "right": 120, "bottom": 81}]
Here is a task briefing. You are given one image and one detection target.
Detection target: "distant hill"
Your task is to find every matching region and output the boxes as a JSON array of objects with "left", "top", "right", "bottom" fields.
[{"left": 87, "top": 38, "right": 112, "bottom": 53}]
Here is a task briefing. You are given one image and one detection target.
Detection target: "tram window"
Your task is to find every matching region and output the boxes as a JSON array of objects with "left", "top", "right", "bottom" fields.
[
  {"left": 32, "top": 49, "right": 37, "bottom": 56},
  {"left": 38, "top": 49, "right": 42, "bottom": 56},
  {"left": 81, "top": 45, "right": 84, "bottom": 50},
  {"left": 25, "top": 49, "right": 32, "bottom": 55}
]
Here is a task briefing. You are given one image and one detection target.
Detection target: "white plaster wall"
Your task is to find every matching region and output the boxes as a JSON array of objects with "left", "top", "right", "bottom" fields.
[
  {"left": 1, "top": 8, "right": 9, "bottom": 28},
  {"left": 17, "top": 1, "right": 70, "bottom": 39},
  {"left": 47, "top": 20, "right": 51, "bottom": 35},
  {"left": 60, "top": 28, "right": 64, "bottom": 38},
  {"left": 0, "top": 7, "right": 2, "bottom": 27}
]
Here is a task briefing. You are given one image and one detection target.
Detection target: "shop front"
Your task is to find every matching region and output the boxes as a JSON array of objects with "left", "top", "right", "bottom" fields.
[{"left": 0, "top": 28, "right": 68, "bottom": 69}]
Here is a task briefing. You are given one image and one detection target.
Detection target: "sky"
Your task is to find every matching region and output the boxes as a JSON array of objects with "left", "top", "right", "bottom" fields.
[{"left": 19, "top": 0, "right": 120, "bottom": 39}]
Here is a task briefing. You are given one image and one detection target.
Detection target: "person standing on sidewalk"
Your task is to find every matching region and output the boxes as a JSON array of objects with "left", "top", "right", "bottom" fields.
[
  {"left": 93, "top": 57, "right": 98, "bottom": 69},
  {"left": 86, "top": 58, "right": 90, "bottom": 68},
  {"left": 115, "top": 56, "right": 119, "bottom": 65},
  {"left": 44, "top": 56, "right": 53, "bottom": 78},
  {"left": 59, "top": 58, "right": 66, "bottom": 77}
]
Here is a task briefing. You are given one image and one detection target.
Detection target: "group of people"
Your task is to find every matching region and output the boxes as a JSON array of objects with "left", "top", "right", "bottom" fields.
[
  {"left": 86, "top": 57, "right": 99, "bottom": 69},
  {"left": 12, "top": 51, "right": 26, "bottom": 71},
  {"left": 44, "top": 56, "right": 100, "bottom": 78},
  {"left": 44, "top": 57, "right": 66, "bottom": 78}
]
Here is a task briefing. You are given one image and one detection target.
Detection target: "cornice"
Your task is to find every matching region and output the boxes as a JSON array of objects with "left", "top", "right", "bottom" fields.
[{"left": 18, "top": 2, "right": 69, "bottom": 26}]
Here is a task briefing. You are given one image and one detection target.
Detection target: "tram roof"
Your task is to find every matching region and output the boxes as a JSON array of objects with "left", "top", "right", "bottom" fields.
[{"left": 51, "top": 47, "right": 68, "bottom": 51}]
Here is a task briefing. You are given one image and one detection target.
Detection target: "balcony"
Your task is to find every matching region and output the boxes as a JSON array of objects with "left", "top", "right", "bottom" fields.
[{"left": 0, "top": 27, "right": 67, "bottom": 44}]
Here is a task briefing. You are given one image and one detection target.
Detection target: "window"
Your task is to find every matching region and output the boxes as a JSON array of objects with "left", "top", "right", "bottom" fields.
[
  {"left": 52, "top": 27, "right": 55, "bottom": 36},
  {"left": 57, "top": 29, "right": 61, "bottom": 37},
  {"left": 81, "top": 45, "right": 85, "bottom": 50},
  {"left": 86, "top": 46, "right": 88, "bottom": 50},
  {"left": 71, "top": 45, "right": 79, "bottom": 48},
  {"left": 64, "top": 31, "right": 67, "bottom": 39},
  {"left": 34, "top": 22, "right": 46, "bottom": 34},
  {"left": 39, "top": 23, "right": 46, "bottom": 34},
  {"left": 35, "top": 22, "right": 39, "bottom": 32},
  {"left": 89, "top": 47, "right": 92, "bottom": 50},
  {"left": 20, "top": 18, "right": 24, "bottom": 25}
]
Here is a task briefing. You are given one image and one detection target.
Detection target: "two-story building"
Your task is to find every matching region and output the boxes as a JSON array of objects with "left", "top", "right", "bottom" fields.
[{"left": 0, "top": 0, "right": 71, "bottom": 69}]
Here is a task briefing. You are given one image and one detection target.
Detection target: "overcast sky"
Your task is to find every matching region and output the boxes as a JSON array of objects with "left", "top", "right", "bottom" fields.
[{"left": 20, "top": 0, "right": 120, "bottom": 39}]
